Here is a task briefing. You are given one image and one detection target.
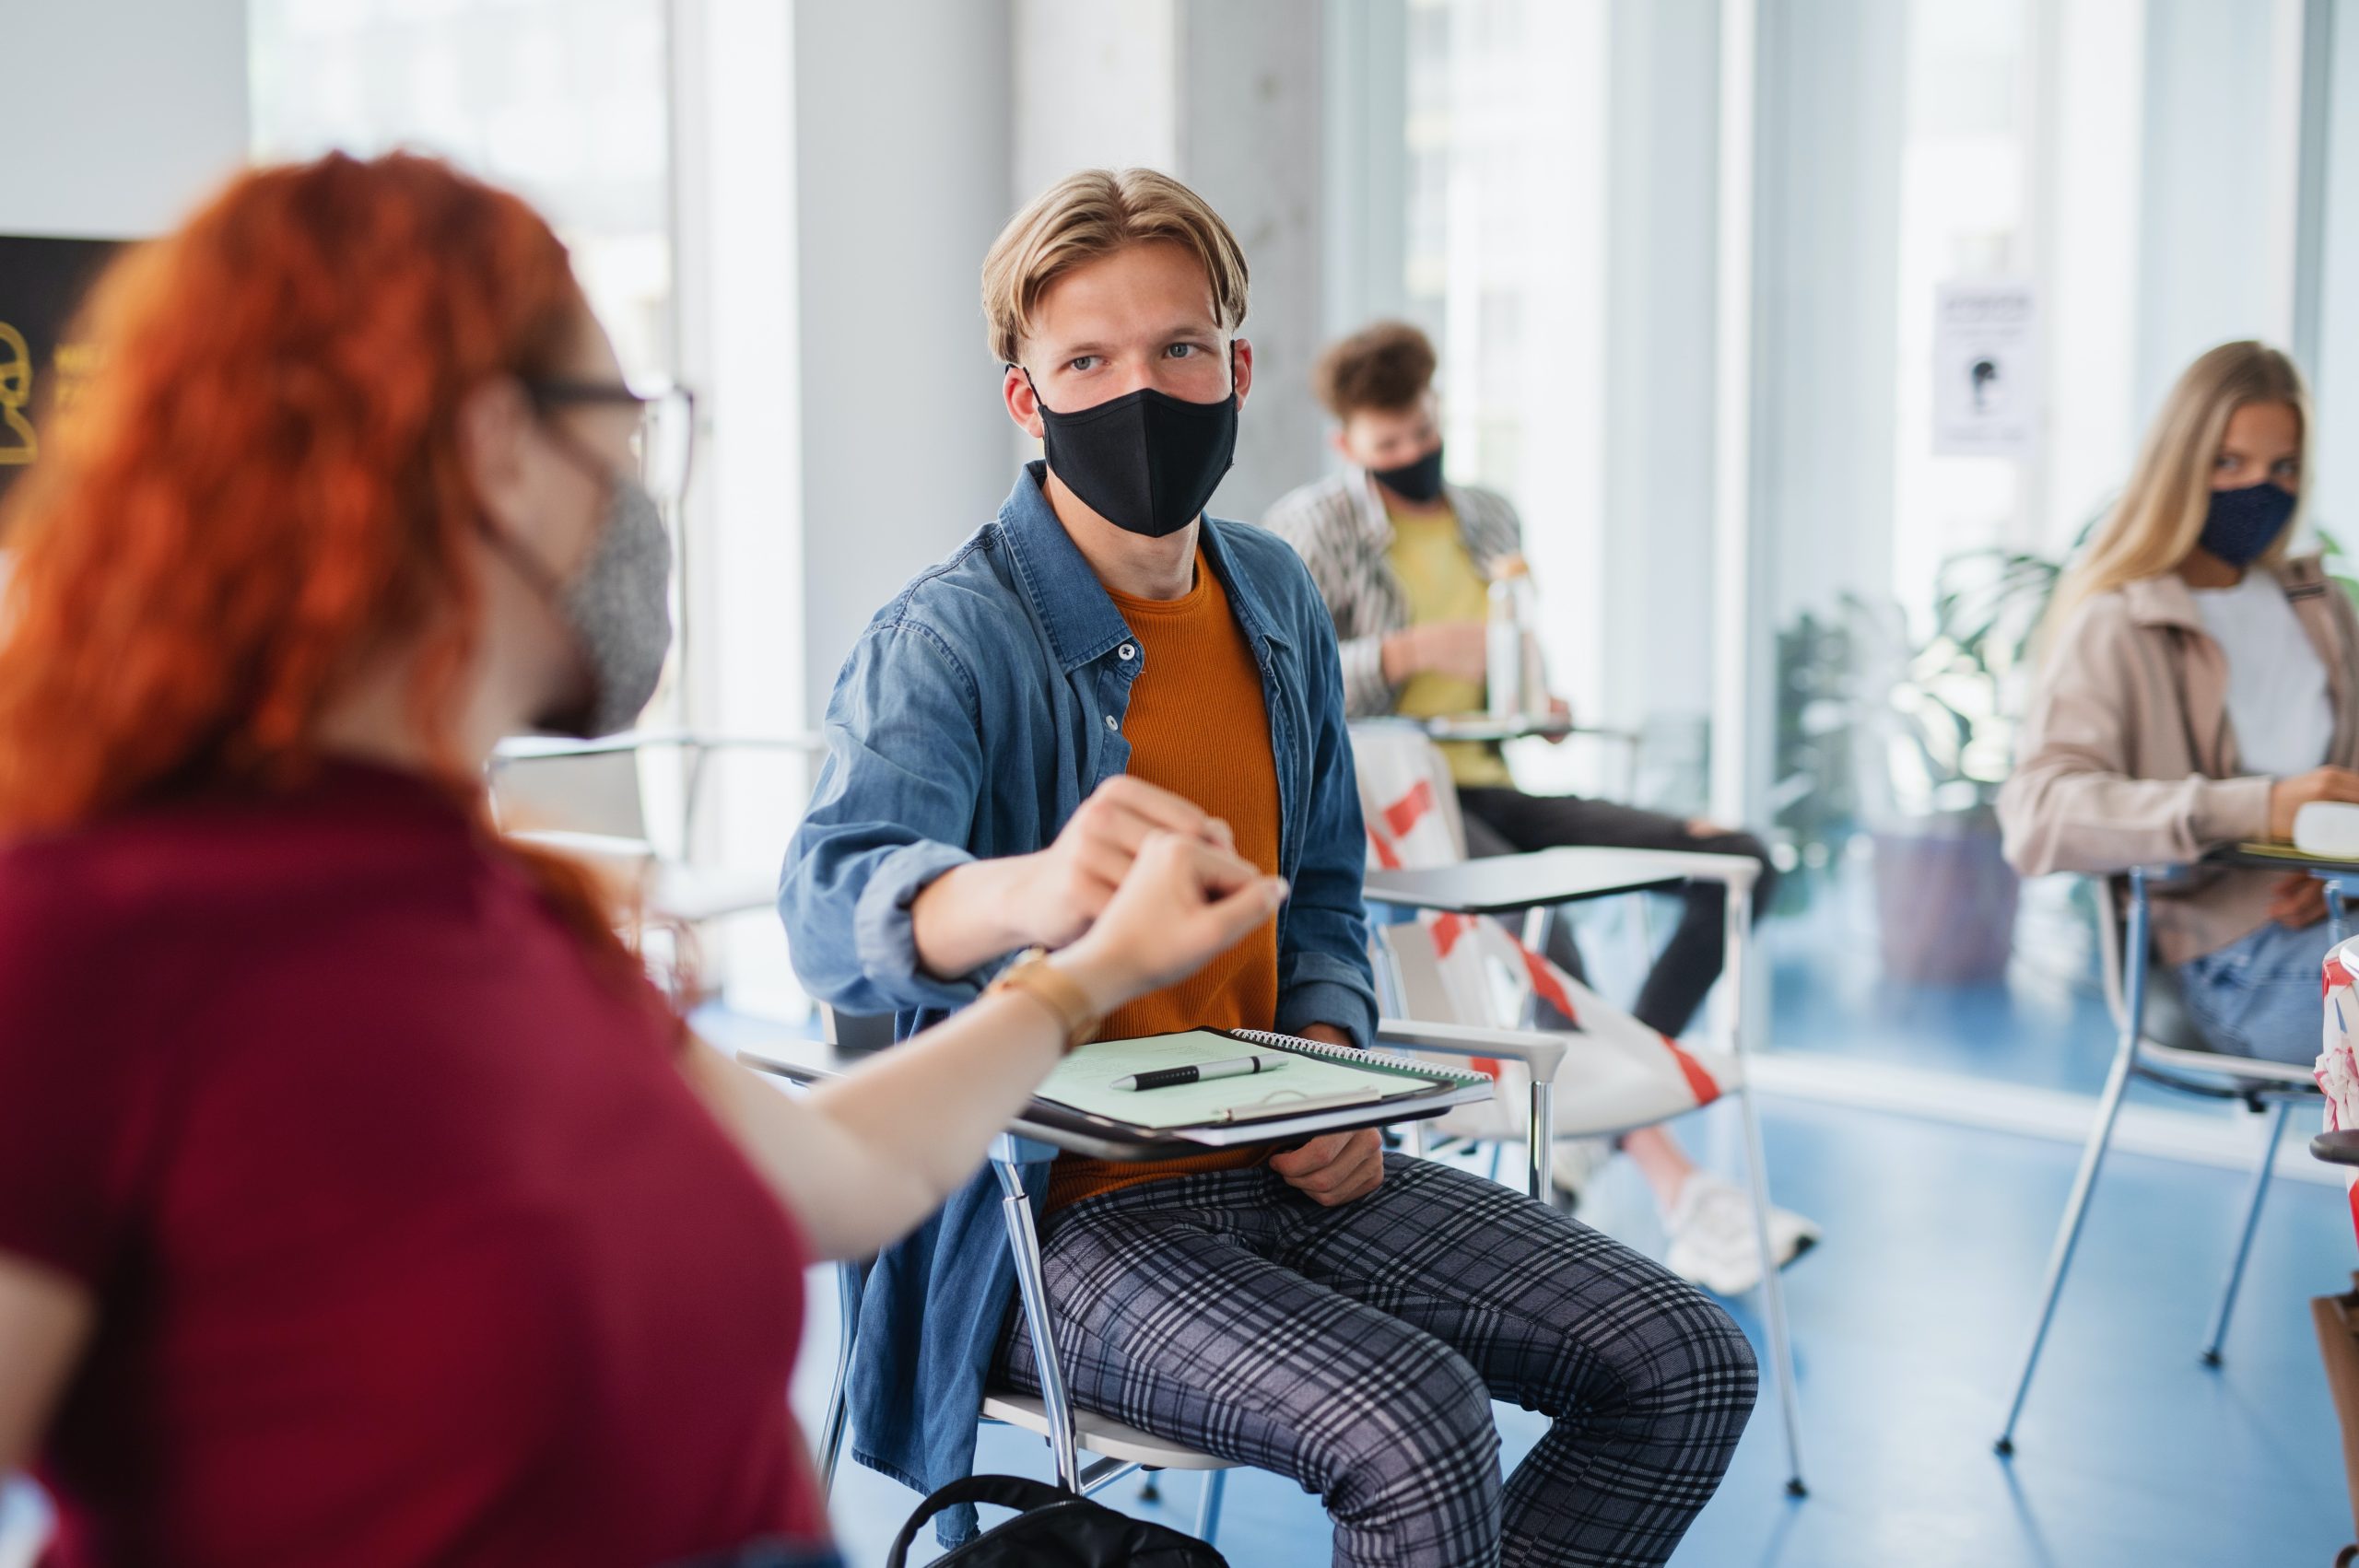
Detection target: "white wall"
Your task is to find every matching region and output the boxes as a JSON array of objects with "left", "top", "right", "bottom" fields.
[
  {"left": 2136, "top": 0, "right": 2306, "bottom": 422},
  {"left": 792, "top": 0, "right": 1015, "bottom": 722},
  {"left": 1014, "top": 0, "right": 1328, "bottom": 522},
  {"left": 1178, "top": 0, "right": 1328, "bottom": 521},
  {"left": 3, "top": 0, "right": 250, "bottom": 236},
  {"left": 1749, "top": 0, "right": 1906, "bottom": 633},
  {"left": 1726, "top": 0, "right": 1904, "bottom": 828},
  {"left": 2034, "top": 0, "right": 2148, "bottom": 553},
  {"left": 1602, "top": 0, "right": 1723, "bottom": 758},
  {"left": 1320, "top": 0, "right": 1409, "bottom": 345},
  {"left": 1014, "top": 0, "right": 1179, "bottom": 195},
  {"left": 2306, "top": 0, "right": 2359, "bottom": 541}
]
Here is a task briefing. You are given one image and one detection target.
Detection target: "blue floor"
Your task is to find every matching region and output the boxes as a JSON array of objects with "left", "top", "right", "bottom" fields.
[
  {"left": 799, "top": 1094, "right": 2355, "bottom": 1567},
  {"left": 780, "top": 868, "right": 2358, "bottom": 1566},
  {"left": 1755, "top": 867, "right": 2250, "bottom": 1121}
]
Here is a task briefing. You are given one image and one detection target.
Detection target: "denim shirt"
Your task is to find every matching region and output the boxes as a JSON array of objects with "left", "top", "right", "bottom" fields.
[{"left": 778, "top": 462, "right": 1376, "bottom": 1527}]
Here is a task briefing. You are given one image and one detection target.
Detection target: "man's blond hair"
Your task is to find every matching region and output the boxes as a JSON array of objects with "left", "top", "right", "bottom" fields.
[{"left": 981, "top": 168, "right": 1250, "bottom": 366}]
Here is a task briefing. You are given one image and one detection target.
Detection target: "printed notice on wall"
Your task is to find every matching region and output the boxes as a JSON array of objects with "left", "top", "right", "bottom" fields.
[
  {"left": 0, "top": 237, "right": 125, "bottom": 511},
  {"left": 1931, "top": 279, "right": 2039, "bottom": 460}
]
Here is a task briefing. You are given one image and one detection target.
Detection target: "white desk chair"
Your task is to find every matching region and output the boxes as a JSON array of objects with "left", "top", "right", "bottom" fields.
[
  {"left": 488, "top": 731, "right": 822, "bottom": 937},
  {"left": 1994, "top": 862, "right": 2336, "bottom": 1456},
  {"left": 1350, "top": 720, "right": 1808, "bottom": 1496},
  {"left": 805, "top": 1010, "right": 1564, "bottom": 1550}
]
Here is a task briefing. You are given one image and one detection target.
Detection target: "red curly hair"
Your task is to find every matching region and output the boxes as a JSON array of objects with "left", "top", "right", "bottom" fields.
[{"left": 0, "top": 152, "right": 637, "bottom": 971}]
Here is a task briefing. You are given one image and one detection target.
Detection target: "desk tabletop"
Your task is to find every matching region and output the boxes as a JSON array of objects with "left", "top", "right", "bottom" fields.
[
  {"left": 2203, "top": 842, "right": 2359, "bottom": 876},
  {"left": 1416, "top": 712, "right": 1577, "bottom": 743},
  {"left": 734, "top": 1036, "right": 1477, "bottom": 1163},
  {"left": 1365, "top": 846, "right": 1754, "bottom": 916}
]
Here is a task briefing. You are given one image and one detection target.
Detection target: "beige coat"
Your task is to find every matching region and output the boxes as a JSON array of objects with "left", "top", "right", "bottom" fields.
[{"left": 1997, "top": 554, "right": 2359, "bottom": 964}]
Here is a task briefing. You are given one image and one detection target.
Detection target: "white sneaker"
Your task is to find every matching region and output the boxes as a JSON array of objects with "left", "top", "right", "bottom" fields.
[
  {"left": 1662, "top": 1172, "right": 1820, "bottom": 1297},
  {"left": 1549, "top": 1137, "right": 1614, "bottom": 1209}
]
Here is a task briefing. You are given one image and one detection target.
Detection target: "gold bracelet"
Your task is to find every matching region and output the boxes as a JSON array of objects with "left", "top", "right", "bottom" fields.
[{"left": 984, "top": 947, "right": 1101, "bottom": 1052}]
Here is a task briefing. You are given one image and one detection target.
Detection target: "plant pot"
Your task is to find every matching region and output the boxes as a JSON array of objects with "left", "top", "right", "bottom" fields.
[{"left": 1870, "top": 814, "right": 2020, "bottom": 986}]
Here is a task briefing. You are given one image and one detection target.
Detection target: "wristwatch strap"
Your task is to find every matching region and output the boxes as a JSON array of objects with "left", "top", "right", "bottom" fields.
[{"left": 985, "top": 947, "right": 1101, "bottom": 1052}]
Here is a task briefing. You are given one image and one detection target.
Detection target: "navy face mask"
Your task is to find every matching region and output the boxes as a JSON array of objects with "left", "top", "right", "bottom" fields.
[
  {"left": 1371, "top": 443, "right": 1446, "bottom": 504},
  {"left": 1022, "top": 346, "right": 1239, "bottom": 538},
  {"left": 2199, "top": 481, "right": 2297, "bottom": 568}
]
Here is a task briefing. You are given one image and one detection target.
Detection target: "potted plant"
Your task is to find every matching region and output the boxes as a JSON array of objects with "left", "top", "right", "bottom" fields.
[
  {"left": 1769, "top": 609, "right": 1865, "bottom": 910},
  {"left": 1845, "top": 546, "right": 2064, "bottom": 984}
]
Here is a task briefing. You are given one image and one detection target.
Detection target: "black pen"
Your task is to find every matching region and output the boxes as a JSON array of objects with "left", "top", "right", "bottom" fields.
[{"left": 1111, "top": 1053, "right": 1283, "bottom": 1092}]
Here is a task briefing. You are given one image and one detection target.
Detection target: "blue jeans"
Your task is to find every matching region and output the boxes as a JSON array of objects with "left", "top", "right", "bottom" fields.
[{"left": 2176, "top": 918, "right": 2337, "bottom": 1066}]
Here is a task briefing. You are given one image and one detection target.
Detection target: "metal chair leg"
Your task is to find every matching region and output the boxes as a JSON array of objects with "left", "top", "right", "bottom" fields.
[
  {"left": 1519, "top": 907, "right": 1554, "bottom": 1031},
  {"left": 2201, "top": 1098, "right": 2292, "bottom": 1365},
  {"left": 1734, "top": 1076, "right": 1806, "bottom": 1496},
  {"left": 1512, "top": 905, "right": 1557, "bottom": 1203},
  {"left": 1527, "top": 1079, "right": 1554, "bottom": 1201},
  {"left": 993, "top": 1136, "right": 1082, "bottom": 1491},
  {"left": 1723, "top": 882, "right": 1805, "bottom": 1495},
  {"left": 817, "top": 1258, "right": 863, "bottom": 1495},
  {"left": 1193, "top": 1468, "right": 1227, "bottom": 1544},
  {"left": 1996, "top": 870, "right": 2153, "bottom": 1456}
]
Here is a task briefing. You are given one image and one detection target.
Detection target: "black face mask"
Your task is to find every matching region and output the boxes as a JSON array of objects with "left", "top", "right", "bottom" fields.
[
  {"left": 2198, "top": 481, "right": 2298, "bottom": 568},
  {"left": 1370, "top": 443, "right": 1445, "bottom": 504},
  {"left": 1022, "top": 347, "right": 1238, "bottom": 538}
]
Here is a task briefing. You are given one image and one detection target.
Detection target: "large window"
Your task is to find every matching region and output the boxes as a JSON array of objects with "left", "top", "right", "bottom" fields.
[
  {"left": 1387, "top": 0, "right": 1614, "bottom": 797},
  {"left": 244, "top": 1, "right": 816, "bottom": 1014},
  {"left": 248, "top": 0, "right": 675, "bottom": 384},
  {"left": 1333, "top": 0, "right": 2330, "bottom": 1097}
]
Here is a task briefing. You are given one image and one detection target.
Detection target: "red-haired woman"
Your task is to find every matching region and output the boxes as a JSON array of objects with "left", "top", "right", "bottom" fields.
[{"left": 0, "top": 154, "right": 1281, "bottom": 1567}]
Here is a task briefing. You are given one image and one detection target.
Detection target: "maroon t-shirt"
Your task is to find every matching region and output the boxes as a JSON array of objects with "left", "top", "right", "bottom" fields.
[{"left": 0, "top": 763, "right": 817, "bottom": 1567}]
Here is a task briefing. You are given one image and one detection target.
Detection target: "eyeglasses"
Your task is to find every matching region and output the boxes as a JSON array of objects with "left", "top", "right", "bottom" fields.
[{"left": 524, "top": 379, "right": 698, "bottom": 509}]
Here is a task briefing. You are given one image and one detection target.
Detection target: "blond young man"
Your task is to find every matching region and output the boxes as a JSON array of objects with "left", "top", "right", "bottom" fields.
[
  {"left": 1262, "top": 321, "right": 1820, "bottom": 1295},
  {"left": 780, "top": 172, "right": 1756, "bottom": 1564}
]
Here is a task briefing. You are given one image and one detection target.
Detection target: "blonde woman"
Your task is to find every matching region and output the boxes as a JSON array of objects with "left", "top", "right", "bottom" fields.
[{"left": 2000, "top": 341, "right": 2359, "bottom": 1063}]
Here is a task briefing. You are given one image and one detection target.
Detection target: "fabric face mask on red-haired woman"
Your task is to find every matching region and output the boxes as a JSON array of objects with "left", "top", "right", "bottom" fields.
[{"left": 479, "top": 448, "right": 674, "bottom": 738}]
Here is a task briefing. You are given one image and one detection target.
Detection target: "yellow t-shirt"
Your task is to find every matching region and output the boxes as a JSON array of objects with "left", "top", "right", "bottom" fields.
[{"left": 1385, "top": 507, "right": 1513, "bottom": 788}]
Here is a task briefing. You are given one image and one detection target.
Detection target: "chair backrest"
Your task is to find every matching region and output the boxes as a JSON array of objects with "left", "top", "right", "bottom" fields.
[
  {"left": 2090, "top": 873, "right": 2205, "bottom": 1053},
  {"left": 1349, "top": 720, "right": 1469, "bottom": 871},
  {"left": 821, "top": 1005, "right": 898, "bottom": 1051},
  {"left": 489, "top": 750, "right": 651, "bottom": 843},
  {"left": 1373, "top": 914, "right": 1732, "bottom": 1140}
]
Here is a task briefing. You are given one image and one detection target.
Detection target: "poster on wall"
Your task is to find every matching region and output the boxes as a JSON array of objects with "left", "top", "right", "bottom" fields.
[
  {"left": 1931, "top": 279, "right": 2040, "bottom": 461},
  {"left": 0, "top": 236, "right": 127, "bottom": 511}
]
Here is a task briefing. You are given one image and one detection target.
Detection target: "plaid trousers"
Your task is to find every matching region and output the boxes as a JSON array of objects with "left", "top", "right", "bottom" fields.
[{"left": 992, "top": 1154, "right": 1756, "bottom": 1567}]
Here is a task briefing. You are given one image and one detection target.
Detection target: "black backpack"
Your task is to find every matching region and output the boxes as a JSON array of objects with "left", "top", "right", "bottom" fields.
[{"left": 886, "top": 1475, "right": 1231, "bottom": 1568}]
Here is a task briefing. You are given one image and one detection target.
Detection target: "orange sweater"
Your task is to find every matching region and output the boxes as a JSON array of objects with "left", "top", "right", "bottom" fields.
[{"left": 1045, "top": 552, "right": 1282, "bottom": 1212}]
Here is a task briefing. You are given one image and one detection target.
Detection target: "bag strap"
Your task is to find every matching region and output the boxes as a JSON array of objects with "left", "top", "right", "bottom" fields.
[{"left": 884, "top": 1473, "right": 1081, "bottom": 1567}]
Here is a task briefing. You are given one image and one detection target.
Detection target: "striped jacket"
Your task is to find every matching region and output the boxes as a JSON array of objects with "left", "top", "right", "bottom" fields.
[{"left": 1258, "top": 468, "right": 1527, "bottom": 718}]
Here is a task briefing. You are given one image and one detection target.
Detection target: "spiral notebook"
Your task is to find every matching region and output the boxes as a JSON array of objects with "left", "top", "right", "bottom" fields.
[{"left": 1034, "top": 1027, "right": 1492, "bottom": 1133}]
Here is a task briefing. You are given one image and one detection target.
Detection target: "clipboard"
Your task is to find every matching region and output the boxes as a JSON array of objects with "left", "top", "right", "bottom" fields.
[{"left": 1029, "top": 1027, "right": 1495, "bottom": 1145}]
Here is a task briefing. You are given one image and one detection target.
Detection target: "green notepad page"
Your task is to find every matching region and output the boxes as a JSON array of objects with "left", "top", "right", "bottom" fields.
[{"left": 1036, "top": 1029, "right": 1445, "bottom": 1130}]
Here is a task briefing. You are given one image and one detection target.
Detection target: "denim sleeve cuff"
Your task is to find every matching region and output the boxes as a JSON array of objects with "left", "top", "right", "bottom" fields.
[
  {"left": 852, "top": 840, "right": 988, "bottom": 1008},
  {"left": 1278, "top": 971, "right": 1379, "bottom": 1051}
]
